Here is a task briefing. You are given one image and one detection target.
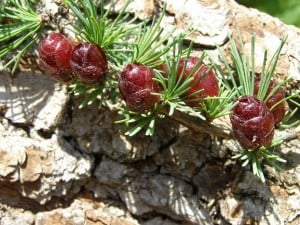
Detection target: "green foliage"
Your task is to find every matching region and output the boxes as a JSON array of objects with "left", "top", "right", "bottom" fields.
[
  {"left": 1, "top": 0, "right": 299, "bottom": 183},
  {"left": 117, "top": 37, "right": 239, "bottom": 136},
  {"left": 0, "top": 0, "right": 42, "bottom": 73},
  {"left": 200, "top": 88, "right": 239, "bottom": 119},
  {"left": 66, "top": 0, "right": 140, "bottom": 67},
  {"left": 215, "top": 34, "right": 300, "bottom": 182},
  {"left": 157, "top": 40, "right": 206, "bottom": 120},
  {"left": 116, "top": 106, "right": 162, "bottom": 136},
  {"left": 215, "top": 34, "right": 287, "bottom": 102},
  {"left": 279, "top": 98, "right": 300, "bottom": 129},
  {"left": 233, "top": 144, "right": 287, "bottom": 183},
  {"left": 132, "top": 6, "right": 176, "bottom": 67},
  {"left": 68, "top": 75, "right": 119, "bottom": 109},
  {"left": 66, "top": 0, "right": 143, "bottom": 108},
  {"left": 236, "top": 0, "right": 300, "bottom": 27},
  {"left": 157, "top": 39, "right": 237, "bottom": 120}
]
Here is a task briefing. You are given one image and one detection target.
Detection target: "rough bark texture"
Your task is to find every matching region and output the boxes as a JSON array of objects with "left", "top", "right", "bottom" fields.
[{"left": 0, "top": 0, "right": 300, "bottom": 224}]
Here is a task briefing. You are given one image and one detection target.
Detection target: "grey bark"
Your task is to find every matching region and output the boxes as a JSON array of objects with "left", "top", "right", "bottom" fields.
[{"left": 0, "top": 0, "right": 299, "bottom": 224}]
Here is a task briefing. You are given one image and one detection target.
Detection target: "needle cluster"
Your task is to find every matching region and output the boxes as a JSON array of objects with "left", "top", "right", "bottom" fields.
[{"left": 1, "top": 0, "right": 299, "bottom": 182}]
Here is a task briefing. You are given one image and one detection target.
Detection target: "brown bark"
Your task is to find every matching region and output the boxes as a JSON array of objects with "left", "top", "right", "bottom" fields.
[{"left": 0, "top": 0, "right": 299, "bottom": 224}]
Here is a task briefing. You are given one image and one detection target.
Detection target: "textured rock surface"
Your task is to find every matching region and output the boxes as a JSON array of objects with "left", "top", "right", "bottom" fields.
[
  {"left": 34, "top": 198, "right": 140, "bottom": 225},
  {"left": 163, "top": 0, "right": 230, "bottom": 47},
  {"left": 0, "top": 0, "right": 299, "bottom": 225},
  {"left": 0, "top": 134, "right": 94, "bottom": 205},
  {"left": 0, "top": 71, "right": 68, "bottom": 130}
]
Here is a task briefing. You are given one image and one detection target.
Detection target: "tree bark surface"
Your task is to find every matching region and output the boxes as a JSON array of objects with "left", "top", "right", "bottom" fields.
[{"left": 0, "top": 0, "right": 299, "bottom": 225}]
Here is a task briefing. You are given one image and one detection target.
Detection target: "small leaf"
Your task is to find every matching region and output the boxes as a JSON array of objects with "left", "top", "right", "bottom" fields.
[
  {"left": 240, "top": 153, "right": 249, "bottom": 160},
  {"left": 241, "top": 158, "right": 250, "bottom": 167},
  {"left": 125, "top": 118, "right": 149, "bottom": 136},
  {"left": 145, "top": 118, "right": 155, "bottom": 136},
  {"left": 0, "top": 0, "right": 41, "bottom": 73},
  {"left": 252, "top": 154, "right": 259, "bottom": 175},
  {"left": 232, "top": 153, "right": 243, "bottom": 159}
]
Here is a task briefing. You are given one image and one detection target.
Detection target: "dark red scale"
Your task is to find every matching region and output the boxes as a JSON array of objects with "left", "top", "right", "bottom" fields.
[
  {"left": 70, "top": 43, "right": 108, "bottom": 84},
  {"left": 230, "top": 96, "right": 275, "bottom": 149},
  {"left": 119, "top": 63, "right": 162, "bottom": 112},
  {"left": 38, "top": 33, "right": 74, "bottom": 82},
  {"left": 177, "top": 56, "right": 219, "bottom": 107},
  {"left": 254, "top": 78, "right": 285, "bottom": 124}
]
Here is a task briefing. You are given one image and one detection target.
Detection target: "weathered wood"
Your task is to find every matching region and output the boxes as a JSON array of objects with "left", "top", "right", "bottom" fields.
[{"left": 0, "top": 0, "right": 299, "bottom": 224}]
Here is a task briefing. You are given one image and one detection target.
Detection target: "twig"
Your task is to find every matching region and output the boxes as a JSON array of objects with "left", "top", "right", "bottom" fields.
[{"left": 161, "top": 107, "right": 233, "bottom": 139}]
